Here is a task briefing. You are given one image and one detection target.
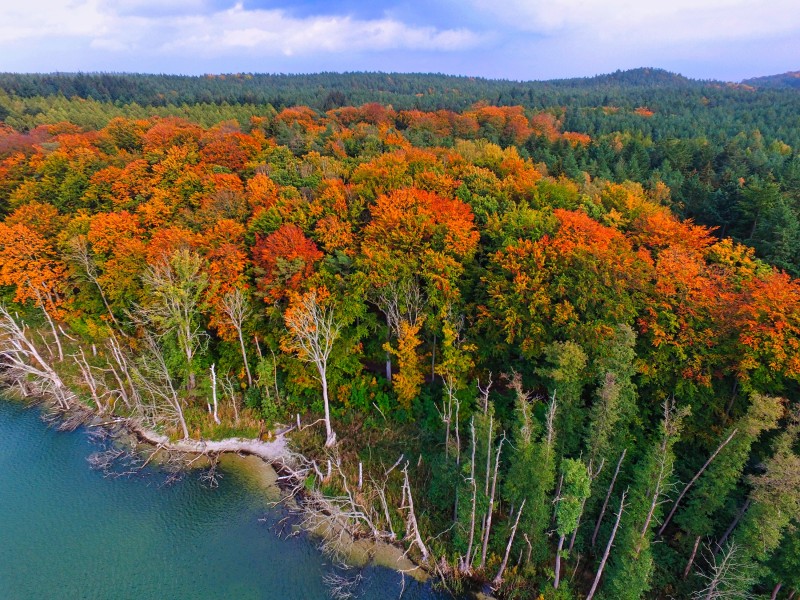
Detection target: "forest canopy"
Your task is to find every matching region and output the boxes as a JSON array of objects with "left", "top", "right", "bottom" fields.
[{"left": 1, "top": 73, "right": 799, "bottom": 599}]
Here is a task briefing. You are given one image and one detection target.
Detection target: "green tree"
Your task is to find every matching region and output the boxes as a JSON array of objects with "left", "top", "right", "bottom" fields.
[
  {"left": 601, "top": 402, "right": 689, "bottom": 600},
  {"left": 554, "top": 458, "right": 591, "bottom": 588}
]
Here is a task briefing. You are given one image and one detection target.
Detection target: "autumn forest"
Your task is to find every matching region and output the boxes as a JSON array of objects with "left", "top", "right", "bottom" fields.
[{"left": 1, "top": 71, "right": 799, "bottom": 599}]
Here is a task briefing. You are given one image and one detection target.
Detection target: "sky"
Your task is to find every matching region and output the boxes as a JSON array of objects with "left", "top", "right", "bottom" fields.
[{"left": 0, "top": 0, "right": 798, "bottom": 81}]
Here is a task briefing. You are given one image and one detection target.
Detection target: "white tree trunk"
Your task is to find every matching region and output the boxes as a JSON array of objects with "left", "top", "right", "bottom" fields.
[
  {"left": 210, "top": 363, "right": 220, "bottom": 425},
  {"left": 586, "top": 489, "right": 627, "bottom": 600},
  {"left": 554, "top": 534, "right": 566, "bottom": 589}
]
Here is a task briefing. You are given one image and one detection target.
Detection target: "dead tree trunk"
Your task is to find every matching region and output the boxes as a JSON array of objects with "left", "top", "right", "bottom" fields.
[
  {"left": 683, "top": 534, "right": 702, "bottom": 579},
  {"left": 715, "top": 498, "right": 751, "bottom": 553},
  {"left": 569, "top": 458, "right": 604, "bottom": 552},
  {"left": 770, "top": 582, "right": 782, "bottom": 600},
  {"left": 221, "top": 288, "right": 252, "bottom": 387},
  {"left": 73, "top": 347, "right": 104, "bottom": 413},
  {"left": 65, "top": 234, "right": 120, "bottom": 329},
  {"left": 36, "top": 294, "right": 64, "bottom": 363},
  {"left": 658, "top": 428, "right": 738, "bottom": 536},
  {"left": 284, "top": 289, "right": 339, "bottom": 448},
  {"left": 554, "top": 533, "right": 566, "bottom": 589},
  {"left": 586, "top": 489, "right": 628, "bottom": 600},
  {"left": 0, "top": 305, "right": 74, "bottom": 409},
  {"left": 462, "top": 417, "right": 478, "bottom": 574},
  {"left": 401, "top": 463, "right": 429, "bottom": 563},
  {"left": 493, "top": 499, "right": 525, "bottom": 588},
  {"left": 552, "top": 472, "right": 564, "bottom": 526},
  {"left": 480, "top": 434, "right": 504, "bottom": 569},
  {"left": 210, "top": 363, "right": 220, "bottom": 425}
]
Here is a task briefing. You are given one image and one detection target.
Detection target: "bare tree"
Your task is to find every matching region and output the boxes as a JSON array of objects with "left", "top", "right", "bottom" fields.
[
  {"left": 0, "top": 304, "right": 74, "bottom": 409},
  {"left": 493, "top": 499, "right": 526, "bottom": 588},
  {"left": 283, "top": 289, "right": 341, "bottom": 447},
  {"left": 569, "top": 458, "right": 605, "bottom": 552},
  {"left": 373, "top": 278, "right": 425, "bottom": 382},
  {"left": 461, "top": 417, "right": 479, "bottom": 574},
  {"left": 210, "top": 363, "right": 220, "bottom": 424},
  {"left": 31, "top": 287, "right": 64, "bottom": 362},
  {"left": 637, "top": 400, "right": 688, "bottom": 556},
  {"left": 480, "top": 433, "right": 505, "bottom": 569},
  {"left": 132, "top": 330, "right": 190, "bottom": 440},
  {"left": 139, "top": 248, "right": 208, "bottom": 391},
  {"left": 692, "top": 542, "right": 754, "bottom": 600},
  {"left": 545, "top": 390, "right": 558, "bottom": 459},
  {"left": 400, "top": 462, "right": 429, "bottom": 563},
  {"left": 221, "top": 287, "right": 252, "bottom": 387},
  {"left": 65, "top": 234, "right": 120, "bottom": 328},
  {"left": 72, "top": 346, "right": 106, "bottom": 413}
]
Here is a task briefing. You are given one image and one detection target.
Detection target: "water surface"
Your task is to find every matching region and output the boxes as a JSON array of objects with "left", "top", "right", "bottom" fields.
[{"left": 0, "top": 399, "right": 443, "bottom": 599}]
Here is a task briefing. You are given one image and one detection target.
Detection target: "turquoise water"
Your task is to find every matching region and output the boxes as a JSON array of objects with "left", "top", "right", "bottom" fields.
[{"left": 0, "top": 400, "right": 444, "bottom": 600}]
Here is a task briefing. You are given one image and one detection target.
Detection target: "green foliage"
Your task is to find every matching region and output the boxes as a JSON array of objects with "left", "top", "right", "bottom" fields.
[
  {"left": 1, "top": 77, "right": 800, "bottom": 599},
  {"left": 676, "top": 393, "right": 784, "bottom": 539},
  {"left": 555, "top": 459, "right": 591, "bottom": 538},
  {"left": 602, "top": 404, "right": 689, "bottom": 600},
  {"left": 503, "top": 382, "right": 557, "bottom": 568},
  {"left": 538, "top": 341, "right": 588, "bottom": 459}
]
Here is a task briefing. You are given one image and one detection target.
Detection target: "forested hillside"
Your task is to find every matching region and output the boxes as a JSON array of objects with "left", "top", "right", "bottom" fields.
[
  {"left": 0, "top": 86, "right": 799, "bottom": 599},
  {"left": 743, "top": 71, "right": 800, "bottom": 90},
  {"left": 2, "top": 69, "right": 799, "bottom": 276}
]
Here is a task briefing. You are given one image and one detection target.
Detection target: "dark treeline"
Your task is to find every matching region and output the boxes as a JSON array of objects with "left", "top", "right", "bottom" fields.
[{"left": 1, "top": 68, "right": 799, "bottom": 142}]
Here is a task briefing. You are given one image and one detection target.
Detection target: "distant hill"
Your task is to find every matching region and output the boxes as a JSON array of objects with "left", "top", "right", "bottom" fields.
[
  {"left": 742, "top": 71, "right": 800, "bottom": 90},
  {"left": 0, "top": 68, "right": 710, "bottom": 110},
  {"left": 3, "top": 67, "right": 800, "bottom": 150},
  {"left": 545, "top": 67, "right": 702, "bottom": 88}
]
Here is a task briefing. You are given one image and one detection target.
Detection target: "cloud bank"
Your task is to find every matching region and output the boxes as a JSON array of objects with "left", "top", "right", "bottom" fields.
[{"left": 0, "top": 0, "right": 798, "bottom": 79}]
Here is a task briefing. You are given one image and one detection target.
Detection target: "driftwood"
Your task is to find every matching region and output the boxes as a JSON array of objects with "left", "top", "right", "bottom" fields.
[{"left": 126, "top": 419, "right": 293, "bottom": 466}]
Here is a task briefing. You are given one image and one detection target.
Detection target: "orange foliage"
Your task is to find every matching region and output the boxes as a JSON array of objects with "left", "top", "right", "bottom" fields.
[
  {"left": 551, "top": 208, "right": 625, "bottom": 255},
  {"left": 0, "top": 222, "right": 67, "bottom": 317},
  {"left": 315, "top": 215, "right": 355, "bottom": 255},
  {"left": 87, "top": 211, "right": 143, "bottom": 256},
  {"left": 351, "top": 152, "right": 412, "bottom": 199},
  {"left": 274, "top": 106, "right": 326, "bottom": 135},
  {"left": 200, "top": 124, "right": 261, "bottom": 171},
  {"left": 246, "top": 173, "right": 280, "bottom": 216},
  {"left": 5, "top": 201, "right": 64, "bottom": 238},
  {"left": 386, "top": 320, "right": 425, "bottom": 408},
  {"left": 109, "top": 159, "right": 153, "bottom": 208},
  {"left": 365, "top": 188, "right": 479, "bottom": 259},
  {"left": 146, "top": 226, "right": 200, "bottom": 265},
  {"left": 142, "top": 118, "right": 203, "bottom": 157},
  {"left": 529, "top": 112, "right": 561, "bottom": 141},
  {"left": 252, "top": 224, "right": 323, "bottom": 302},
  {"left": 204, "top": 220, "right": 249, "bottom": 338},
  {"left": 631, "top": 208, "right": 716, "bottom": 257},
  {"left": 737, "top": 271, "right": 800, "bottom": 382},
  {"left": 562, "top": 132, "right": 592, "bottom": 147}
]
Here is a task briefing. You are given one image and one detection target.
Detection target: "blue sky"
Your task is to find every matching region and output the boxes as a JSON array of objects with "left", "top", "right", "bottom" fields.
[{"left": 1, "top": 0, "right": 798, "bottom": 80}]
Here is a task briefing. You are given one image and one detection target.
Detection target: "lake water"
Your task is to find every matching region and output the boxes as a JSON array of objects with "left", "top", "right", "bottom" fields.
[{"left": 0, "top": 399, "right": 445, "bottom": 600}]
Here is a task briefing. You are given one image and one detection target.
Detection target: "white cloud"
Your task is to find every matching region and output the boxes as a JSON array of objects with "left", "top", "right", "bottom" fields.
[
  {"left": 469, "top": 0, "right": 800, "bottom": 45},
  {"left": 0, "top": 0, "right": 108, "bottom": 42},
  {"left": 0, "top": 0, "right": 483, "bottom": 58},
  {"left": 160, "top": 5, "right": 482, "bottom": 55},
  {"left": 0, "top": 0, "right": 796, "bottom": 79}
]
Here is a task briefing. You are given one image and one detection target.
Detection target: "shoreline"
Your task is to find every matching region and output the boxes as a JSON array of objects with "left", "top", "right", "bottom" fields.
[{"left": 0, "top": 388, "right": 432, "bottom": 585}]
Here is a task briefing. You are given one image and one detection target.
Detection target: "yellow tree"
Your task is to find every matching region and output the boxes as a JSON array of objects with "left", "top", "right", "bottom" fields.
[{"left": 360, "top": 187, "right": 478, "bottom": 406}]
